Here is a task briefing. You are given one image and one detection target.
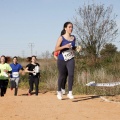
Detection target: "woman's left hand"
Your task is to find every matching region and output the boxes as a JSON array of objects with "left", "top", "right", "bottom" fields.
[{"left": 76, "top": 46, "right": 82, "bottom": 52}]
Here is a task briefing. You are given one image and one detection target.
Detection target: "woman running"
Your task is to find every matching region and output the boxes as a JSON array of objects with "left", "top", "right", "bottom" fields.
[
  {"left": 25, "top": 56, "right": 40, "bottom": 96},
  {"left": 0, "top": 55, "right": 12, "bottom": 97},
  {"left": 55, "top": 22, "right": 76, "bottom": 100},
  {"left": 10, "top": 56, "right": 24, "bottom": 96}
]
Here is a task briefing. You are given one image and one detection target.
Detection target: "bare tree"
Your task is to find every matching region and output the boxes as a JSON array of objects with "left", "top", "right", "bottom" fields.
[
  {"left": 73, "top": 3, "right": 118, "bottom": 63},
  {"left": 41, "top": 51, "right": 51, "bottom": 59}
]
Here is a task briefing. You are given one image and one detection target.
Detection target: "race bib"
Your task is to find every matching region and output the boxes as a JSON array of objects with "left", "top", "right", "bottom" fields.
[
  {"left": 12, "top": 72, "right": 19, "bottom": 77},
  {"left": 34, "top": 66, "right": 40, "bottom": 73},
  {"left": 62, "top": 49, "right": 74, "bottom": 61}
]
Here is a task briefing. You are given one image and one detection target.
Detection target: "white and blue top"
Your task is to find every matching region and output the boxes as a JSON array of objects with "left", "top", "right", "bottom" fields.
[{"left": 10, "top": 63, "right": 23, "bottom": 78}]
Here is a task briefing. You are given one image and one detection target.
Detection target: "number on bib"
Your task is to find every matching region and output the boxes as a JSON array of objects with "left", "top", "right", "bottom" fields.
[{"left": 62, "top": 49, "right": 74, "bottom": 61}]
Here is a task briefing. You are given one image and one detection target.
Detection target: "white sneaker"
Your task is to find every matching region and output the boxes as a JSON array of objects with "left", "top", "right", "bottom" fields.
[
  {"left": 61, "top": 89, "right": 65, "bottom": 95},
  {"left": 57, "top": 91, "right": 62, "bottom": 100},
  {"left": 67, "top": 91, "right": 74, "bottom": 99}
]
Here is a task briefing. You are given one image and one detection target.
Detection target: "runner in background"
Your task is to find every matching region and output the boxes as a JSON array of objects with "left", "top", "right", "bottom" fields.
[
  {"left": 55, "top": 22, "right": 76, "bottom": 100},
  {"left": 0, "top": 55, "right": 12, "bottom": 97},
  {"left": 25, "top": 56, "right": 40, "bottom": 96},
  {"left": 10, "top": 56, "right": 24, "bottom": 96}
]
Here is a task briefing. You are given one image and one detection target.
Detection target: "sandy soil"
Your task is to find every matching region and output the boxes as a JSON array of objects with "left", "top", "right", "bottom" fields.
[{"left": 0, "top": 89, "right": 120, "bottom": 120}]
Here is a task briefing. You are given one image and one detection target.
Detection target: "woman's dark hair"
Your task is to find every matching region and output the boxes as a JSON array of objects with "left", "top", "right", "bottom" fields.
[
  {"left": 31, "top": 55, "right": 37, "bottom": 59},
  {"left": 26, "top": 56, "right": 37, "bottom": 62},
  {"left": 0, "top": 55, "right": 11, "bottom": 63},
  {"left": 13, "top": 56, "right": 18, "bottom": 60},
  {"left": 52, "top": 51, "right": 54, "bottom": 56},
  {"left": 26, "top": 57, "right": 31, "bottom": 62},
  {"left": 61, "top": 22, "right": 73, "bottom": 36}
]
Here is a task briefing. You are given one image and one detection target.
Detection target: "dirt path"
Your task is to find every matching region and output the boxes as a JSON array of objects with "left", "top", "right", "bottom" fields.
[{"left": 0, "top": 89, "right": 120, "bottom": 120}]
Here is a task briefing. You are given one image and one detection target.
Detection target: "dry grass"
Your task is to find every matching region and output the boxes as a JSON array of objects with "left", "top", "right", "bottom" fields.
[{"left": 17, "top": 56, "right": 120, "bottom": 97}]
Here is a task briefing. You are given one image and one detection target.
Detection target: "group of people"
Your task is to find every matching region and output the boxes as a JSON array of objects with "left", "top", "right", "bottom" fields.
[
  {"left": 0, "top": 55, "right": 40, "bottom": 97},
  {"left": 0, "top": 21, "right": 81, "bottom": 100}
]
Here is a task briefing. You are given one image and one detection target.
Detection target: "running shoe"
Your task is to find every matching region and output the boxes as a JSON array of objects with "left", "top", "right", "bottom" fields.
[
  {"left": 57, "top": 91, "right": 62, "bottom": 100},
  {"left": 67, "top": 91, "right": 74, "bottom": 99},
  {"left": 61, "top": 89, "right": 65, "bottom": 95}
]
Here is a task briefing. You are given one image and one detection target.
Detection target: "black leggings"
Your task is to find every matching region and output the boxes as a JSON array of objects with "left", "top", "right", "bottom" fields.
[
  {"left": 0, "top": 80, "right": 9, "bottom": 97},
  {"left": 57, "top": 59, "right": 75, "bottom": 91},
  {"left": 28, "top": 76, "right": 39, "bottom": 95},
  {"left": 61, "top": 71, "right": 67, "bottom": 89}
]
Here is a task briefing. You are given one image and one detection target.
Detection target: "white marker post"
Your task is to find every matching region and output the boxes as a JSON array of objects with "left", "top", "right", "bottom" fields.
[{"left": 86, "top": 81, "right": 120, "bottom": 87}]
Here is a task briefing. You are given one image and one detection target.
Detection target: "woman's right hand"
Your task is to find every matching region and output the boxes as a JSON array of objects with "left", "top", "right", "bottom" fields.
[
  {"left": 4, "top": 69, "right": 8, "bottom": 73},
  {"left": 64, "top": 43, "right": 72, "bottom": 48}
]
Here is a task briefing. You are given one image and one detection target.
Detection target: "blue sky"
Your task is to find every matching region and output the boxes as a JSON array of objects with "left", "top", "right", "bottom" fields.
[{"left": 0, "top": 0, "right": 120, "bottom": 57}]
